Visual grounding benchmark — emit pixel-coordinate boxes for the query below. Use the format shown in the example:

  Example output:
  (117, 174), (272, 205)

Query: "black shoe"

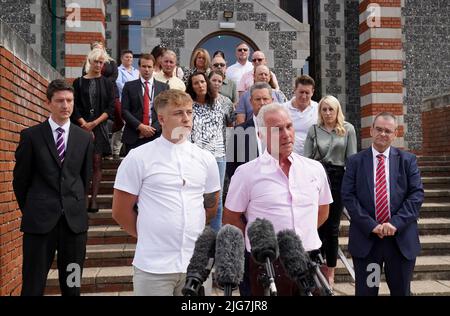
(87, 207), (99, 213)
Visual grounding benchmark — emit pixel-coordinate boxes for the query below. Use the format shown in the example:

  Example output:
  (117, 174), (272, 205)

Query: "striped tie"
(56, 127), (65, 163)
(375, 154), (390, 223)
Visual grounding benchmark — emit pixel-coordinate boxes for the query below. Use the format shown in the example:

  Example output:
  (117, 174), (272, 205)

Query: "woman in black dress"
(72, 48), (114, 212)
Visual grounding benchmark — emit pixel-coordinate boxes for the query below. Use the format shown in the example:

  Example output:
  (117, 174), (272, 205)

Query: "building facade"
(1, 0), (450, 151)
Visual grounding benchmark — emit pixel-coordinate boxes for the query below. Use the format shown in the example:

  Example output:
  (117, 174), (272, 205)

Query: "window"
(118, 0), (177, 58)
(197, 33), (257, 65)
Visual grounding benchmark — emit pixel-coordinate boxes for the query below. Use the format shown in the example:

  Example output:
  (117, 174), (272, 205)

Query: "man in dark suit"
(121, 53), (169, 154)
(341, 112), (424, 296)
(226, 82), (273, 179)
(13, 79), (93, 296)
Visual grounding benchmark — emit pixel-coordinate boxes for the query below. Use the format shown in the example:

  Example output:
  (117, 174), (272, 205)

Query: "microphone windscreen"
(277, 229), (310, 283)
(186, 226), (216, 281)
(247, 218), (279, 263)
(215, 224), (245, 287)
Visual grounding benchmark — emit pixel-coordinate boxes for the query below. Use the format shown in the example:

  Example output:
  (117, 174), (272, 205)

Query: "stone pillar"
(359, 0), (404, 149)
(64, 0), (106, 82)
(320, 0), (347, 110)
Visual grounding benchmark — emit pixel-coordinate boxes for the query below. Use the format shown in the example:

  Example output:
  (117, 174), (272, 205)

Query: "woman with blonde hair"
(183, 48), (212, 84)
(72, 48), (114, 213)
(304, 95), (357, 287)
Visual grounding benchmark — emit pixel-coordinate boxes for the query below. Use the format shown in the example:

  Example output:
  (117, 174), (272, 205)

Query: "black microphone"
(277, 229), (315, 296)
(247, 218), (279, 296)
(215, 224), (245, 296)
(277, 229), (334, 296)
(182, 226), (216, 296)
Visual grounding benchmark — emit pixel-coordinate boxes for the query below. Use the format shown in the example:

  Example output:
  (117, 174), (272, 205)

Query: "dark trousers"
(318, 165), (345, 267)
(21, 215), (87, 296)
(352, 237), (416, 296)
(124, 138), (152, 156)
(248, 252), (301, 296)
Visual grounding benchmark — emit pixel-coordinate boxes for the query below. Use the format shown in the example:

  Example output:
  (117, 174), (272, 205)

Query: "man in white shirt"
(237, 51), (279, 97)
(154, 50), (186, 91)
(225, 42), (253, 85)
(282, 75), (319, 156)
(112, 89), (221, 296)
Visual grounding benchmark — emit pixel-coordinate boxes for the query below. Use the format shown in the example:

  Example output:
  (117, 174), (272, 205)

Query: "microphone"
(247, 218), (279, 296)
(215, 224), (245, 296)
(277, 229), (333, 296)
(182, 226), (216, 296)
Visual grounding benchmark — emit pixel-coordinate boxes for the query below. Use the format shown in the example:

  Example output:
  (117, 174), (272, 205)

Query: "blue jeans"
(210, 157), (226, 232)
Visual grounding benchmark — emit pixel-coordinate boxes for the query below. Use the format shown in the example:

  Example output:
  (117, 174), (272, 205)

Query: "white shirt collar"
(48, 116), (70, 133)
(158, 134), (191, 149)
(140, 76), (154, 85)
(371, 145), (390, 159)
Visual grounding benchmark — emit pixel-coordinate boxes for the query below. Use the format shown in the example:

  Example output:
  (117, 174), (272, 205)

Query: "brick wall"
(421, 94), (450, 156)
(358, 0), (404, 149)
(0, 21), (60, 296)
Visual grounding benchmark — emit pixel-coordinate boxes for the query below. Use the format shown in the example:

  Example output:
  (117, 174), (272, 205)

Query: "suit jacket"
(121, 78), (169, 145)
(341, 147), (424, 260)
(13, 121), (94, 234)
(226, 118), (260, 179)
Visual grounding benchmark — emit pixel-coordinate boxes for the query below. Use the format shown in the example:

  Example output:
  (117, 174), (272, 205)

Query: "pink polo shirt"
(225, 151), (333, 252)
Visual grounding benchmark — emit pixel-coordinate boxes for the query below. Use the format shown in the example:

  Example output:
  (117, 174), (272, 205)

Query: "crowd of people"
(12, 41), (424, 297)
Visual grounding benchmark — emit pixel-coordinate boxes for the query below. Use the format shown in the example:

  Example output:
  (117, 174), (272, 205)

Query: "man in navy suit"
(121, 54), (169, 154)
(226, 82), (273, 179)
(13, 79), (93, 295)
(341, 112), (424, 296)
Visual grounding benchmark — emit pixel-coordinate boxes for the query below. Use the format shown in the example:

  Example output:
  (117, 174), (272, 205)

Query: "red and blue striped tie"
(375, 154), (390, 223)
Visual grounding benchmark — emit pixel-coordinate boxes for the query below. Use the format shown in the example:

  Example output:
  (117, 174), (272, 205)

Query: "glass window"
(120, 0), (151, 21)
(119, 24), (142, 55)
(155, 0), (178, 15)
(200, 35), (255, 65)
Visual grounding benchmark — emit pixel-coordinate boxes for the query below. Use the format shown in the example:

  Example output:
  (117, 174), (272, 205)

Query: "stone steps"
(422, 177), (450, 189)
(44, 256), (450, 295)
(419, 166), (450, 177)
(333, 280), (450, 296)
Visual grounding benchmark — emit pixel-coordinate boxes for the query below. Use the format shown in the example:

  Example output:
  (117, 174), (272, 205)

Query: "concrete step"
(101, 170), (117, 181)
(45, 256), (450, 295)
(425, 189), (450, 203)
(418, 156), (450, 164)
(333, 256), (450, 283)
(339, 235), (450, 256)
(340, 218), (450, 236)
(44, 266), (133, 295)
(77, 235), (450, 269)
(418, 203), (450, 218)
(87, 225), (136, 245)
(89, 209), (117, 226)
(99, 181), (115, 194)
(422, 177), (450, 189)
(334, 280), (450, 296)
(420, 166), (450, 177)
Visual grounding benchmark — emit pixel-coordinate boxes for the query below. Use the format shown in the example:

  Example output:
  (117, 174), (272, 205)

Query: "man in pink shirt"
(224, 103), (332, 296)
(237, 51), (279, 97)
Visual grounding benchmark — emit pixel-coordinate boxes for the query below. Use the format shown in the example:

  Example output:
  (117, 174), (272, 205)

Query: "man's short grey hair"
(373, 111), (398, 128)
(256, 103), (291, 130)
(249, 82), (272, 98)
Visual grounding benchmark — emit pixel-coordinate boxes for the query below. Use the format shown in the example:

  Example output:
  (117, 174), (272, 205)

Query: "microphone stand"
(309, 254), (334, 296)
(257, 258), (278, 296)
(223, 285), (233, 296)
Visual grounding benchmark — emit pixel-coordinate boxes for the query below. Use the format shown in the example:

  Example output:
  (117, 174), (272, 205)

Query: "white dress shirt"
(114, 136), (221, 274)
(48, 116), (70, 146)
(225, 61), (253, 85)
(140, 77), (155, 122)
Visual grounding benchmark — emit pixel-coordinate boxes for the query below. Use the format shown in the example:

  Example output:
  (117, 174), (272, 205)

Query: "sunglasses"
(252, 58), (264, 62)
(213, 63), (226, 67)
(237, 48), (248, 52)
